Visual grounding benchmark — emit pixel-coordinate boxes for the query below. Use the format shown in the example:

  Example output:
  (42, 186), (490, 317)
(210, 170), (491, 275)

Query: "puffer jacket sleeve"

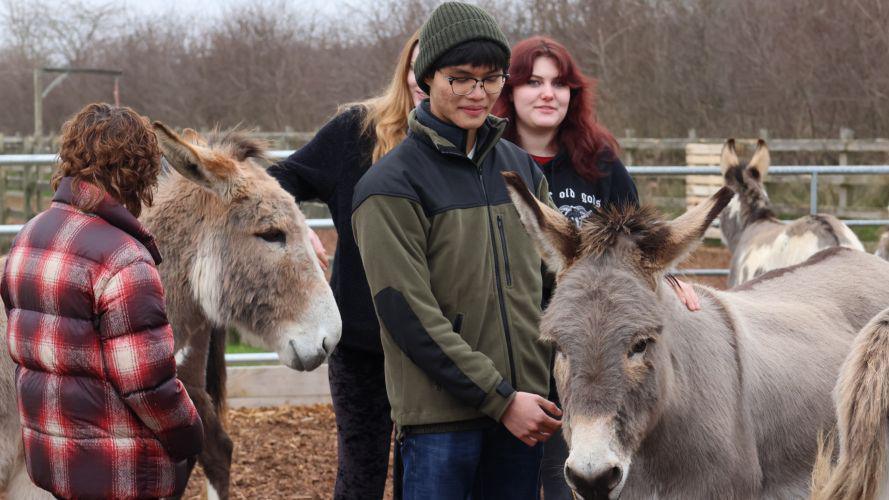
(96, 258), (203, 460)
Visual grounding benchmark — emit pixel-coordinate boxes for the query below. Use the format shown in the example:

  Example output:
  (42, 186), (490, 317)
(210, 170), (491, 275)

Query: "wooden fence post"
(0, 167), (7, 225)
(624, 128), (635, 166)
(839, 128), (854, 166)
(21, 136), (33, 220)
(0, 133), (5, 224)
(837, 128), (854, 213)
(23, 164), (33, 220)
(35, 164), (44, 212)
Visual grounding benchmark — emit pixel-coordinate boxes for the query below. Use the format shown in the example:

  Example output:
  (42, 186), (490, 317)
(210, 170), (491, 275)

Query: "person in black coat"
(267, 32), (426, 500)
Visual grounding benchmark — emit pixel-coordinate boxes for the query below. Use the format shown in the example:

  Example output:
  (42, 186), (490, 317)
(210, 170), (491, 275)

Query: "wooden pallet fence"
(685, 143), (724, 239)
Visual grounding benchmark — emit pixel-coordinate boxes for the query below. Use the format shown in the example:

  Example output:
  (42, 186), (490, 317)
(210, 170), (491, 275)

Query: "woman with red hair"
(493, 35), (637, 223)
(494, 36), (700, 498)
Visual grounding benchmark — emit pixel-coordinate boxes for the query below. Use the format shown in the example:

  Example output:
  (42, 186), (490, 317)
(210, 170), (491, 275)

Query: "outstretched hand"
(501, 391), (562, 447)
(308, 228), (329, 271)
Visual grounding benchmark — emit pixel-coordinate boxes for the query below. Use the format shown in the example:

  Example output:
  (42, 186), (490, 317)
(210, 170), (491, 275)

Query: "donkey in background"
(719, 138), (863, 286)
(0, 124), (342, 499)
(503, 172), (889, 499)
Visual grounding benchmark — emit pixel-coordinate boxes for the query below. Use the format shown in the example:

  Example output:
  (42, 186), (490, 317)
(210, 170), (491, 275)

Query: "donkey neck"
(719, 197), (744, 252)
(736, 181), (777, 229)
(637, 284), (761, 489)
(721, 183), (780, 255)
(655, 284), (745, 411)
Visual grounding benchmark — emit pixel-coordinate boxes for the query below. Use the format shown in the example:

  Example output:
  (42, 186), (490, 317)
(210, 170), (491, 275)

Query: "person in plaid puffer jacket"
(1, 103), (203, 499)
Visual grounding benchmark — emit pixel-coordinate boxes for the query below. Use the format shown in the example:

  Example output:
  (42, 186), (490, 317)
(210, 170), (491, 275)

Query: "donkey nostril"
(607, 466), (622, 490)
(589, 465), (622, 495)
(565, 465), (623, 500)
(565, 466), (582, 489)
(322, 337), (333, 355)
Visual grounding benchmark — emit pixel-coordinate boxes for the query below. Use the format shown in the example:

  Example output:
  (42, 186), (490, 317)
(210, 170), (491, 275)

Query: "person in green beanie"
(352, 2), (560, 498)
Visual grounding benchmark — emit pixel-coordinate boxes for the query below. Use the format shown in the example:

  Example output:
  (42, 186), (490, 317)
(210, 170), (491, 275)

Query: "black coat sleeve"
(267, 106), (365, 203)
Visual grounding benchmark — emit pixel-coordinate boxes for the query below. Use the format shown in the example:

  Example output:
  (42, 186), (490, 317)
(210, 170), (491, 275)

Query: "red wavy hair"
(51, 103), (161, 217)
(493, 36), (619, 182)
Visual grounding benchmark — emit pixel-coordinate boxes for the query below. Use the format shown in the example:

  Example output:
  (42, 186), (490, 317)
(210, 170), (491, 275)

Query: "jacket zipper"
(477, 167), (518, 387)
(496, 215), (513, 287)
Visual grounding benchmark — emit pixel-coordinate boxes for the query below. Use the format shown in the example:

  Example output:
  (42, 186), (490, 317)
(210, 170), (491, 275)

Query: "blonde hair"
(344, 31), (419, 163)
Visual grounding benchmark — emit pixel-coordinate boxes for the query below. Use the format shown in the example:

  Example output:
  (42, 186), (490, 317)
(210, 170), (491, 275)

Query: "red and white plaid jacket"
(2, 177), (203, 499)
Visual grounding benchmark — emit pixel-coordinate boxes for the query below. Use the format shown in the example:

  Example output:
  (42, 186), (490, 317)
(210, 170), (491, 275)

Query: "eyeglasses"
(443, 73), (509, 96)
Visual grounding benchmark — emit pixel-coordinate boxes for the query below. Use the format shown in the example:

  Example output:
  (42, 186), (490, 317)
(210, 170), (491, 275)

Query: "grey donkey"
(503, 171), (889, 499)
(719, 138), (863, 286)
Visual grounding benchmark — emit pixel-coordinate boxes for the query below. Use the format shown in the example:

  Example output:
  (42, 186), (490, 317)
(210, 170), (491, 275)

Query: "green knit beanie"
(414, 2), (511, 93)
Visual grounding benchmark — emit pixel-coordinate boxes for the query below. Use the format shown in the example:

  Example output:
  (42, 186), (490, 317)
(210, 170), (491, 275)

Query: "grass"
(224, 327), (267, 354)
(851, 225), (884, 244)
(225, 342), (267, 354)
(225, 340), (277, 367)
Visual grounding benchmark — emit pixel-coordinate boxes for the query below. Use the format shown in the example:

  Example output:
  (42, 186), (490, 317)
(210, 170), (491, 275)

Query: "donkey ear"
(153, 121), (240, 198)
(181, 127), (208, 146)
(720, 138), (739, 176)
(502, 171), (579, 274)
(153, 122), (209, 186)
(639, 186), (734, 272)
(747, 139), (770, 180)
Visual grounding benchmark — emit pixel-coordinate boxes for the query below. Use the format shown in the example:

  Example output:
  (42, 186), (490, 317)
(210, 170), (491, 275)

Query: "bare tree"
(0, 0), (887, 141)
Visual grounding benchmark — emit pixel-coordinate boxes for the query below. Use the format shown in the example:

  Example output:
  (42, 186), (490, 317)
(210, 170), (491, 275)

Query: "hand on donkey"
(308, 228), (330, 271)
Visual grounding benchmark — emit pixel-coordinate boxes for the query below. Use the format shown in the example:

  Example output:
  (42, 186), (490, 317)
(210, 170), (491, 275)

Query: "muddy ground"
(183, 404), (397, 500)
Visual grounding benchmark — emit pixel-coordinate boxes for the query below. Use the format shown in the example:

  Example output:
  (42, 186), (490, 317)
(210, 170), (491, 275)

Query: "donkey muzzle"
(287, 338), (328, 371)
(565, 464), (624, 500)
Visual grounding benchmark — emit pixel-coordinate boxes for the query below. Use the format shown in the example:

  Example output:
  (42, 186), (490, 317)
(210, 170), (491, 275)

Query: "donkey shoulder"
(787, 214), (864, 250)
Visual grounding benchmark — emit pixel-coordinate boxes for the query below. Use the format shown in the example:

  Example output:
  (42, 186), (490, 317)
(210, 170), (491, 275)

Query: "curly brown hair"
(51, 103), (161, 217)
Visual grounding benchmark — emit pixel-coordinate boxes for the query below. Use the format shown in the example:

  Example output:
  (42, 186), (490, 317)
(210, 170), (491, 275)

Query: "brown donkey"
(0, 125), (342, 499)
(719, 138), (863, 286)
(503, 172), (889, 499)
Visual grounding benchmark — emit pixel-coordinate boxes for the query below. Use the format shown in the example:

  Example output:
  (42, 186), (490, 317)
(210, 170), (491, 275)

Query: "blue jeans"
(401, 425), (543, 500)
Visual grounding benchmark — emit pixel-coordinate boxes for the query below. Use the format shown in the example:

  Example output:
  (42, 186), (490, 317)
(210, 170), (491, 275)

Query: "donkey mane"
(578, 204), (665, 257)
(204, 129), (269, 162)
(578, 186), (732, 274)
(808, 214), (842, 246)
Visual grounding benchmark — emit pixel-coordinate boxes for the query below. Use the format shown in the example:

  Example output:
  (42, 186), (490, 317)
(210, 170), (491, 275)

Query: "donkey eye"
(256, 229), (286, 244)
(629, 338), (651, 357)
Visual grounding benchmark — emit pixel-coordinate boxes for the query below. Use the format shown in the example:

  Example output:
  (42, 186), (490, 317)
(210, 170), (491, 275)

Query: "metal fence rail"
(3, 154), (889, 363)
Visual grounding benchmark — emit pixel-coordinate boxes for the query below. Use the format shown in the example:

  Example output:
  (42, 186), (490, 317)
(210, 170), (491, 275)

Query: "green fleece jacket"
(352, 101), (554, 433)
